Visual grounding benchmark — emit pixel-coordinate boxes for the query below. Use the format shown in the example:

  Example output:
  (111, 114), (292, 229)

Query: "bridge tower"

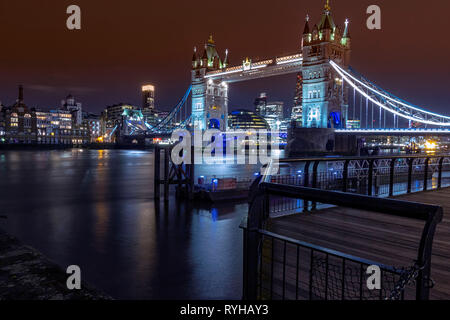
(301, 0), (351, 129)
(191, 36), (229, 131)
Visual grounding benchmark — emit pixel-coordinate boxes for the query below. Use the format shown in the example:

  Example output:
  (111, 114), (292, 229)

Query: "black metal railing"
(242, 157), (444, 300)
(265, 154), (450, 215)
(254, 229), (412, 300)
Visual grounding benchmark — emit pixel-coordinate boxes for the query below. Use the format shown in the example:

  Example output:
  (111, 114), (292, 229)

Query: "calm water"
(0, 149), (247, 299)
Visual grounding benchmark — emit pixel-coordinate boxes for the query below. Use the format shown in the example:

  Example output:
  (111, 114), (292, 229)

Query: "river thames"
(0, 149), (251, 299)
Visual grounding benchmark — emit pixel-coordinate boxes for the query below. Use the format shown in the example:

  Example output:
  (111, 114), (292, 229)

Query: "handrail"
(272, 153), (450, 164)
(243, 156), (445, 300)
(260, 183), (442, 222)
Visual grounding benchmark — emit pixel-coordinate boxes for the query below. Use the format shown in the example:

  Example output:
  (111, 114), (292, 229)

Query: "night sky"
(0, 0), (449, 116)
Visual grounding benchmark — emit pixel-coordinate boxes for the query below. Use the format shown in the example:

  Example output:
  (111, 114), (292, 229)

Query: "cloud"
(27, 84), (57, 92)
(26, 84), (100, 95)
(66, 86), (100, 94)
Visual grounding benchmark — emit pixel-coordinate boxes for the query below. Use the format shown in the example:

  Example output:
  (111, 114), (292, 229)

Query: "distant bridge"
(335, 128), (450, 137)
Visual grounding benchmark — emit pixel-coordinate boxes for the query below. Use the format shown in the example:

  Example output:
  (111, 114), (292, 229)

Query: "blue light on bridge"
(336, 128), (450, 134)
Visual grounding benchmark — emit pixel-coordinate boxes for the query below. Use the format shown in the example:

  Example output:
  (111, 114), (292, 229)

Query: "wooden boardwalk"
(266, 188), (450, 300)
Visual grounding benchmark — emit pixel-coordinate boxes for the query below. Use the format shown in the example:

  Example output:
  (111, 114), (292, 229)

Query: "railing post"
(389, 158), (396, 197)
(154, 145), (161, 199)
(311, 161), (320, 210)
(343, 160), (350, 192)
(189, 145), (195, 199)
(438, 157), (444, 189)
(423, 158), (430, 191)
(244, 177), (264, 300)
(304, 161), (311, 187)
(407, 158), (413, 194)
(368, 159), (375, 196)
(264, 193), (270, 221)
(303, 161), (311, 212)
(416, 207), (443, 300)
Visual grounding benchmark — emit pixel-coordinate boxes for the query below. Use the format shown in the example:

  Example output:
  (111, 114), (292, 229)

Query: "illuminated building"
(61, 94), (83, 125)
(50, 110), (72, 130)
(103, 103), (138, 142)
(36, 111), (52, 142)
(155, 110), (169, 119)
(104, 103), (136, 126)
(291, 73), (303, 125)
(191, 36), (229, 130)
(3, 85), (37, 143)
(142, 84), (155, 111)
(254, 93), (284, 130)
(301, 1), (351, 128)
(34, 109), (89, 145)
(47, 110), (78, 144)
(254, 93), (267, 116)
(144, 109), (170, 128)
(0, 86), (89, 145)
(291, 106), (303, 125)
(346, 119), (361, 129)
(120, 109), (147, 135)
(0, 102), (5, 137)
(70, 122), (90, 145)
(83, 113), (101, 142)
(228, 110), (270, 130)
(141, 84), (157, 122)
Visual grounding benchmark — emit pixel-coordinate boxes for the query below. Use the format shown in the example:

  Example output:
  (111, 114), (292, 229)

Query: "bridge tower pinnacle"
(191, 36), (229, 131)
(301, 2), (351, 129)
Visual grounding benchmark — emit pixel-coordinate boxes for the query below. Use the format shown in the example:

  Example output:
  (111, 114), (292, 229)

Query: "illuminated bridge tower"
(191, 36), (229, 131)
(301, 0), (351, 129)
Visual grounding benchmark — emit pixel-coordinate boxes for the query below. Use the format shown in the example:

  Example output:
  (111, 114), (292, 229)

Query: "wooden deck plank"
(265, 187), (450, 300)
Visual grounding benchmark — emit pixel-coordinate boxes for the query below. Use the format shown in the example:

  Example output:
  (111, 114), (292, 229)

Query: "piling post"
(154, 145), (161, 199)
(164, 147), (170, 201)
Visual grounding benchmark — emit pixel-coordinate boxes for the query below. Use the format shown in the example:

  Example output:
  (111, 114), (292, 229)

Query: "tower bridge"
(126, 0), (450, 150)
(189, 0), (350, 131)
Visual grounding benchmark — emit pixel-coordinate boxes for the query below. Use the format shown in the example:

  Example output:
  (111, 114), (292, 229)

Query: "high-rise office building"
(254, 92), (267, 116)
(142, 84), (155, 111)
(254, 93), (284, 130)
(254, 93), (283, 118)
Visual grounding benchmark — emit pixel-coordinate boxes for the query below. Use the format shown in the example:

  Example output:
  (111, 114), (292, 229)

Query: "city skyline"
(1, 0), (450, 305)
(1, 0), (450, 115)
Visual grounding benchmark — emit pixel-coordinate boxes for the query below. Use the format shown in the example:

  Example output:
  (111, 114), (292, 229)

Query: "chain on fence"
(310, 257), (426, 300)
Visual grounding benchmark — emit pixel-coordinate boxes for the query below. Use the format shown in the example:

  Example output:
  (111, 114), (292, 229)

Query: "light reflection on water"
(0, 149), (246, 299)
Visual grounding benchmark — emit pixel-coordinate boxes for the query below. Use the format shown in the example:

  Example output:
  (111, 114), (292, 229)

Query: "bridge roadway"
(204, 54), (303, 83)
(335, 128), (450, 137)
(265, 187), (450, 300)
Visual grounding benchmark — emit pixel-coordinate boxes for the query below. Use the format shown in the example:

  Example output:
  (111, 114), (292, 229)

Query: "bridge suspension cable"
(330, 60), (450, 127)
(149, 85), (192, 133)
